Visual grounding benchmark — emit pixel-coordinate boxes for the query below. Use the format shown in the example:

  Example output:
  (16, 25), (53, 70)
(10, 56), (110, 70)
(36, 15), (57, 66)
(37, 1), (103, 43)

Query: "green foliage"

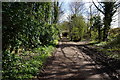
(3, 46), (55, 80)
(95, 41), (107, 46)
(106, 34), (120, 49)
(91, 15), (102, 41)
(58, 15), (87, 41)
(94, 35), (120, 59)
(91, 31), (98, 40)
(58, 21), (69, 32)
(2, 2), (59, 52)
(2, 2), (59, 79)
(108, 28), (120, 41)
(69, 15), (87, 41)
(93, 1), (118, 41)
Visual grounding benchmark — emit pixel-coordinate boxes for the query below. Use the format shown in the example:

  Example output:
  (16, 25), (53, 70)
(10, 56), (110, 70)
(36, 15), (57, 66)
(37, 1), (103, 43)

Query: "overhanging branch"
(92, 0), (104, 14)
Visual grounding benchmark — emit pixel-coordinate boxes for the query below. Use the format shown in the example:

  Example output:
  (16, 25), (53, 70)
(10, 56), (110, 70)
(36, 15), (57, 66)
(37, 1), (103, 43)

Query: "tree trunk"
(103, 14), (112, 41)
(98, 26), (101, 42)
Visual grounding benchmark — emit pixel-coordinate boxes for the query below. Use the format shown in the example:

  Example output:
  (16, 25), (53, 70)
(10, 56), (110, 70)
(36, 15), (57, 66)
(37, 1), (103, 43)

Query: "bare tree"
(85, 3), (99, 38)
(69, 2), (85, 16)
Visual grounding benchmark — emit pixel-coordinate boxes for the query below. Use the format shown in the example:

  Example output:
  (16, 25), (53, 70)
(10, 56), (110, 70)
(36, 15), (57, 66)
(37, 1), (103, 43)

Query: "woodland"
(2, 0), (120, 80)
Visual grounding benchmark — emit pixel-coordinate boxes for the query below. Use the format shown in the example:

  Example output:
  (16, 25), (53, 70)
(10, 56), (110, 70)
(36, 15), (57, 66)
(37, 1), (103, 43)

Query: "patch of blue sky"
(58, 0), (119, 28)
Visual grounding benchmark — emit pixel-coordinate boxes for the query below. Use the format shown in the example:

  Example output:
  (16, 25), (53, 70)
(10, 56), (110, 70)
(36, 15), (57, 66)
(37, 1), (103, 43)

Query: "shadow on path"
(32, 41), (120, 80)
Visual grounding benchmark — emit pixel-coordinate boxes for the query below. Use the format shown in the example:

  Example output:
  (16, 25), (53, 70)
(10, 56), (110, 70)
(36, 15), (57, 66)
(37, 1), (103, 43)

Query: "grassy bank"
(88, 35), (120, 59)
(3, 45), (56, 80)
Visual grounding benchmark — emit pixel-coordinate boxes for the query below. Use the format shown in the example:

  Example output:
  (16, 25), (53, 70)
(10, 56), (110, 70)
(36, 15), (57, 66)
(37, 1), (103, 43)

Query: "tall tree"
(52, 1), (64, 40)
(93, 0), (120, 41)
(69, 16), (87, 41)
(69, 2), (85, 16)
(68, 2), (85, 41)
(93, 15), (102, 42)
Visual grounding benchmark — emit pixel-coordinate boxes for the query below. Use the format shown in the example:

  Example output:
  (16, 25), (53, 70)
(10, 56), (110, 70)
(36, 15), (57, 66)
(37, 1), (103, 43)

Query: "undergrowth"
(88, 35), (120, 59)
(2, 45), (55, 80)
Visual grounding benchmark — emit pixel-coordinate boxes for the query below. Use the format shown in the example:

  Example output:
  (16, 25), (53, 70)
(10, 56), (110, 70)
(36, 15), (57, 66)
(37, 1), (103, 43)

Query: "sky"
(59, 0), (119, 28)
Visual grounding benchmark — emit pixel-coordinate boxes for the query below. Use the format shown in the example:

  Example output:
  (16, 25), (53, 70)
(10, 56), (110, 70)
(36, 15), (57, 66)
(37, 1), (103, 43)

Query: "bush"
(106, 34), (120, 49)
(91, 31), (98, 41)
(2, 46), (55, 80)
(108, 28), (120, 41)
(96, 35), (120, 59)
(2, 2), (59, 80)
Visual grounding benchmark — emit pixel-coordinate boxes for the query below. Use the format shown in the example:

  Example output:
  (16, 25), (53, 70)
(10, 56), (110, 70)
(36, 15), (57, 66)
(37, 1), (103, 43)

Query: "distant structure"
(60, 30), (69, 42)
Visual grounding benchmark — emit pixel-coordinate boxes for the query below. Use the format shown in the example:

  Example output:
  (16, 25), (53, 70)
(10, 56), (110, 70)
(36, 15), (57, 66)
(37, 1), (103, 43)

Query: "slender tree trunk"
(103, 26), (107, 41)
(98, 26), (101, 42)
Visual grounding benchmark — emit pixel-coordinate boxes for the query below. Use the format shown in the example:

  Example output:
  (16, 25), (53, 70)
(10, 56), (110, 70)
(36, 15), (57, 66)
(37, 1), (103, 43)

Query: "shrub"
(2, 46), (55, 80)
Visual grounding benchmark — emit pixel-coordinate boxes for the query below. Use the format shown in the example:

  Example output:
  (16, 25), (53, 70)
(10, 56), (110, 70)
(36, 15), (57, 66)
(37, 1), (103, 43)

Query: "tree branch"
(92, 0), (104, 14)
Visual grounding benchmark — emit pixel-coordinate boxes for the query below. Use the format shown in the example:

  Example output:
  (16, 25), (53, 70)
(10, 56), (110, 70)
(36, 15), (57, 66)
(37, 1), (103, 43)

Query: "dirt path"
(33, 41), (117, 80)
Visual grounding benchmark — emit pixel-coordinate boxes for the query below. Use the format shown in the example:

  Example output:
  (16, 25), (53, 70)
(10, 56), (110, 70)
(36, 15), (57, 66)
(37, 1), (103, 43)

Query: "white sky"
(59, 0), (119, 28)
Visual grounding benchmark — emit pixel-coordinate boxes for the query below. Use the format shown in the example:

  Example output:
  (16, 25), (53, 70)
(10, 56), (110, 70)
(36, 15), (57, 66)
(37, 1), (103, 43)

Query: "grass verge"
(3, 45), (55, 80)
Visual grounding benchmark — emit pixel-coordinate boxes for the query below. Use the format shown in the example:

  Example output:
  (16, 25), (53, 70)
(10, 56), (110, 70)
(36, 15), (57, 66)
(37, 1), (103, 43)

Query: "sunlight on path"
(35, 42), (111, 80)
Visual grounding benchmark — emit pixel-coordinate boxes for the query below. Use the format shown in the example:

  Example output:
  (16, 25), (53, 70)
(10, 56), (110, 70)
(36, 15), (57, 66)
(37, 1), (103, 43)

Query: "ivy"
(2, 2), (59, 79)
